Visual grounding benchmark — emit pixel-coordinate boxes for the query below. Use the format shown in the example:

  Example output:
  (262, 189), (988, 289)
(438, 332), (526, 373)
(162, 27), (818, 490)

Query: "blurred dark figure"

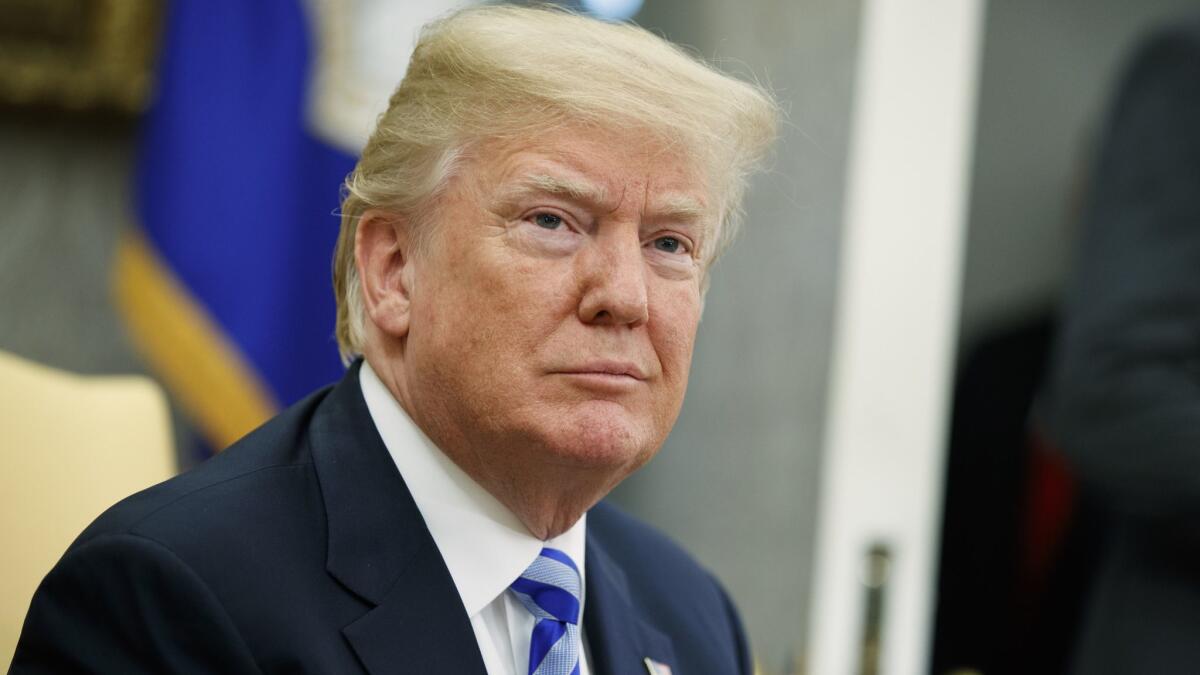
(1040, 14), (1200, 675)
(931, 311), (1105, 675)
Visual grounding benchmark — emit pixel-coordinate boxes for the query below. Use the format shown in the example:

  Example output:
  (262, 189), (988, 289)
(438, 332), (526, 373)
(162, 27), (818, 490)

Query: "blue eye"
(653, 236), (684, 253)
(533, 213), (563, 229)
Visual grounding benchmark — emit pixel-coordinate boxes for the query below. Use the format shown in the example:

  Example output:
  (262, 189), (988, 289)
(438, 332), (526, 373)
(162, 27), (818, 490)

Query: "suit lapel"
(340, 543), (489, 674)
(584, 531), (678, 675)
(309, 361), (488, 675)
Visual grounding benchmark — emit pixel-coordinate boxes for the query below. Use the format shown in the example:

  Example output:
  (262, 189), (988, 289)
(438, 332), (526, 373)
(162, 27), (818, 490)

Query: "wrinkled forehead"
(460, 122), (719, 222)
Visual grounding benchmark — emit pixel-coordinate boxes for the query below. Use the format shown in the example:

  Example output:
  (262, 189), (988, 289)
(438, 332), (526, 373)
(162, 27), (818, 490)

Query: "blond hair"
(333, 4), (779, 361)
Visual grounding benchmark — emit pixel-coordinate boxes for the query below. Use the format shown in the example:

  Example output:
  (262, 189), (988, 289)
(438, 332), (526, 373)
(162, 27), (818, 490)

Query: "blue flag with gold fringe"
(116, 0), (357, 454)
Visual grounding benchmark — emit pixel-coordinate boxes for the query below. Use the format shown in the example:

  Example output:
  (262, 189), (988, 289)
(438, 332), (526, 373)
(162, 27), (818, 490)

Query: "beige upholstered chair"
(0, 351), (175, 668)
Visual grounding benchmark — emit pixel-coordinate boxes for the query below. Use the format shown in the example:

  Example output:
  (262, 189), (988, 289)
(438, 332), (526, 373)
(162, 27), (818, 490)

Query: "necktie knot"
(510, 547), (583, 675)
(510, 547), (581, 624)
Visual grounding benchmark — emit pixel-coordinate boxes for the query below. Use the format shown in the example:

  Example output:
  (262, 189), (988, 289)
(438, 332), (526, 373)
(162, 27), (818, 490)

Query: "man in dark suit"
(1040, 14), (1200, 675)
(12, 5), (778, 674)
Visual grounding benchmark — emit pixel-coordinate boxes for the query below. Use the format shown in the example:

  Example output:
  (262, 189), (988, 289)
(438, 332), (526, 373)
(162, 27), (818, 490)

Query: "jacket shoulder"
(74, 385), (333, 549)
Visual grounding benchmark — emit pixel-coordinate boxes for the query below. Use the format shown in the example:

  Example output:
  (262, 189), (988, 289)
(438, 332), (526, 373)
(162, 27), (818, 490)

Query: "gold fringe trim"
(113, 229), (278, 450)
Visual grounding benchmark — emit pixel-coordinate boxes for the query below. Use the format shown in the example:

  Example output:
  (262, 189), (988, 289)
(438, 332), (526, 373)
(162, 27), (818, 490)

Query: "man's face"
(399, 124), (710, 485)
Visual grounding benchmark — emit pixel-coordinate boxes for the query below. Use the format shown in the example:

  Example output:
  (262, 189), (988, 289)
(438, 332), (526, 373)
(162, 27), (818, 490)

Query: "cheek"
(650, 287), (702, 383)
(421, 240), (579, 356)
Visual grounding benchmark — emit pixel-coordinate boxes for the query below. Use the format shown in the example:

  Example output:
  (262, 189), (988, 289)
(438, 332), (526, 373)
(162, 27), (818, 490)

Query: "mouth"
(551, 360), (648, 382)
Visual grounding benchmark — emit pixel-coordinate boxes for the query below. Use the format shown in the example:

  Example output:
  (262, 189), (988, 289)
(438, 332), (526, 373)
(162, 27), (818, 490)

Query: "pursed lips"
(551, 360), (649, 381)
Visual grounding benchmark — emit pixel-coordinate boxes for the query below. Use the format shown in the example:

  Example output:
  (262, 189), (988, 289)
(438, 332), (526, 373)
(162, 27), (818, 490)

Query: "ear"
(355, 209), (416, 340)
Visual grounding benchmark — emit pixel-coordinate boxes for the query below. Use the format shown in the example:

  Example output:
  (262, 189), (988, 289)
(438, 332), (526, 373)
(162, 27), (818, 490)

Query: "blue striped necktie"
(510, 547), (582, 675)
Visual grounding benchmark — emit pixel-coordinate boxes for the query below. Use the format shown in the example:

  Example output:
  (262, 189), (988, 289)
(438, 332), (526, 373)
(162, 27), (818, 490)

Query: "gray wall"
(0, 118), (141, 376)
(610, 1), (861, 670)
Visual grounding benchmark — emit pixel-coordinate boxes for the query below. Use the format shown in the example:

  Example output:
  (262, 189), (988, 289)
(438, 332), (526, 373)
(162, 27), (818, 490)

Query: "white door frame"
(806, 1), (985, 673)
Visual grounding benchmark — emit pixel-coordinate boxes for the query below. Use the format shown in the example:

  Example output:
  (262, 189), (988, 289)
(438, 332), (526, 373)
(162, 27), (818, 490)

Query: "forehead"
(467, 125), (713, 217)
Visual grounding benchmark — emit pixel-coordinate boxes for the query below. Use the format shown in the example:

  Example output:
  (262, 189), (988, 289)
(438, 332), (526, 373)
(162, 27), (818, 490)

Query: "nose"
(577, 229), (650, 327)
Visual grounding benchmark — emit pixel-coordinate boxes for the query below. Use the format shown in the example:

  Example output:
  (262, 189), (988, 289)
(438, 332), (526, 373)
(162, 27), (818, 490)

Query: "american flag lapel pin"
(644, 657), (673, 675)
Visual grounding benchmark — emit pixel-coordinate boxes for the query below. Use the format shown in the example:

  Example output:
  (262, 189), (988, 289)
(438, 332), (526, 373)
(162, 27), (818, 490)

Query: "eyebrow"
(649, 192), (708, 224)
(499, 174), (611, 208)
(498, 173), (710, 226)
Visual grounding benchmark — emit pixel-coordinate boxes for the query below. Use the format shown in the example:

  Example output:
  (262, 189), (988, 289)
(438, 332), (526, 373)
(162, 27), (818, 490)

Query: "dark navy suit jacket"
(11, 361), (751, 674)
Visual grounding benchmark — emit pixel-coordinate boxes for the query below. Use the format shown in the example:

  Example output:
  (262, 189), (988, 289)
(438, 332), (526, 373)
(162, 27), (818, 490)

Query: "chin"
(531, 400), (659, 471)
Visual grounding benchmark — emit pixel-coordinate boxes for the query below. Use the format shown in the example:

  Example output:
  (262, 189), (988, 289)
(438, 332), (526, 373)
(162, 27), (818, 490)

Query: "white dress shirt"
(359, 362), (592, 675)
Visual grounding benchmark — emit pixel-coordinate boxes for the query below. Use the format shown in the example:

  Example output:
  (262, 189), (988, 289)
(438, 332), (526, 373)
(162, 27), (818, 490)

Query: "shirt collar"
(359, 361), (587, 617)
